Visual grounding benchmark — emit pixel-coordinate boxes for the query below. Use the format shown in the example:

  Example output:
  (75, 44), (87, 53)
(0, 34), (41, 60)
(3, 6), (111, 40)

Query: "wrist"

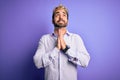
(61, 45), (70, 53)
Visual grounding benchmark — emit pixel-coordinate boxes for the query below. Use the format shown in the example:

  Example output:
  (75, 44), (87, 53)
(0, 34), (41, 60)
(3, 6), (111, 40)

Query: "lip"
(58, 21), (64, 25)
(58, 20), (65, 23)
(59, 20), (64, 23)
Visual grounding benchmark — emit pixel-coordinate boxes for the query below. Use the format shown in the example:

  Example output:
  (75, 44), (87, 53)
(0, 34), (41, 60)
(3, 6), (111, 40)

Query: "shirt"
(33, 31), (90, 80)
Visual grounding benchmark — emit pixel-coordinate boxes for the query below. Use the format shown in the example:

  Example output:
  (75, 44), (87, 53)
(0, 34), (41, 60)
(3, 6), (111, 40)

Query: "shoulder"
(69, 32), (84, 42)
(41, 34), (51, 38)
(39, 34), (52, 41)
(69, 33), (85, 45)
(70, 33), (82, 39)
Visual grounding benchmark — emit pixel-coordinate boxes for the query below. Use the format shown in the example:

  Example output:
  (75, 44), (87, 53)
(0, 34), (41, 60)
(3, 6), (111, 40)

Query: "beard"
(53, 19), (68, 28)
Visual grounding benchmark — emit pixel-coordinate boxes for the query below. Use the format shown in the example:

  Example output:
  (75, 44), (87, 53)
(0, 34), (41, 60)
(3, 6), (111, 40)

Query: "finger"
(57, 38), (61, 49)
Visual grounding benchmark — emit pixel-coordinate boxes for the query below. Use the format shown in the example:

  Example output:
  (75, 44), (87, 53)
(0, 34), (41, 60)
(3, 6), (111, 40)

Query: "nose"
(59, 15), (63, 20)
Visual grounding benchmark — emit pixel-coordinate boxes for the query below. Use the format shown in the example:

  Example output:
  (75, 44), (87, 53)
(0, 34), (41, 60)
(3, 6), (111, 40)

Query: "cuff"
(65, 49), (76, 58)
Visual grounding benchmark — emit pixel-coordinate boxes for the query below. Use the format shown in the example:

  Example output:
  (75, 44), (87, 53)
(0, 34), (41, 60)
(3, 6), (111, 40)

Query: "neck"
(54, 27), (67, 36)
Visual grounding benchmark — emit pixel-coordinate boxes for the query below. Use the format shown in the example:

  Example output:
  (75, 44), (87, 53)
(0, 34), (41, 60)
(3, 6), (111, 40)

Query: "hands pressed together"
(56, 29), (66, 50)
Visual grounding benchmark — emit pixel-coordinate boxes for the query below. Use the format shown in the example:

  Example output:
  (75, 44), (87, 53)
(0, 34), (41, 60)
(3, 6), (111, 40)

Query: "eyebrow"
(55, 11), (67, 15)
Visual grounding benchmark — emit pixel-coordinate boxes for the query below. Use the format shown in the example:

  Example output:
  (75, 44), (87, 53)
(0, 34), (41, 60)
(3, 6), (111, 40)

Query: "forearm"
(33, 47), (59, 69)
(66, 49), (90, 67)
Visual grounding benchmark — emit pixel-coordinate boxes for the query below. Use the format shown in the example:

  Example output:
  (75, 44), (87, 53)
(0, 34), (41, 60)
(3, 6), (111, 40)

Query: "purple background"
(0, 0), (120, 80)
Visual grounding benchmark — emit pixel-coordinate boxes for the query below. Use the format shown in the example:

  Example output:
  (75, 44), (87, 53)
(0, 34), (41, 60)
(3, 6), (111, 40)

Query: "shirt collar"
(51, 30), (71, 37)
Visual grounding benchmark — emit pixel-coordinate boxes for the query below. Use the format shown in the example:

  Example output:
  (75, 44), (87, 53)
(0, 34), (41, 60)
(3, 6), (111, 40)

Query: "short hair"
(52, 4), (69, 20)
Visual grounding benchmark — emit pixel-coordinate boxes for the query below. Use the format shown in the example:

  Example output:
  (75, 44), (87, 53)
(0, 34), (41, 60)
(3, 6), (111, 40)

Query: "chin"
(55, 25), (66, 28)
(53, 22), (68, 28)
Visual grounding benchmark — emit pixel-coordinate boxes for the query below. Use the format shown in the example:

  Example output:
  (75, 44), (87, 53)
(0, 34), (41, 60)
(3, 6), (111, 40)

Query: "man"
(33, 4), (90, 80)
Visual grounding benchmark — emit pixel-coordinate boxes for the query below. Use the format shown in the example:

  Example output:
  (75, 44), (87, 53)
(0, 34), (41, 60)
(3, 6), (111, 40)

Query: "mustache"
(57, 19), (65, 23)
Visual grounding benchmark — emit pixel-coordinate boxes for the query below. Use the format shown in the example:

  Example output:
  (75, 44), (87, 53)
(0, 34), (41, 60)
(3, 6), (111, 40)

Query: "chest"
(44, 36), (76, 52)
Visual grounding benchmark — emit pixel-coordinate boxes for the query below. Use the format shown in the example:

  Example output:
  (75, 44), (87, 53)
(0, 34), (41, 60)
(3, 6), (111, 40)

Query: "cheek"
(64, 18), (68, 22)
(54, 17), (59, 22)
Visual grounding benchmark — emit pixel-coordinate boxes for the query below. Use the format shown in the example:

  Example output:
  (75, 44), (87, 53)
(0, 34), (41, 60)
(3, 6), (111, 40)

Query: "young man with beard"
(33, 4), (90, 80)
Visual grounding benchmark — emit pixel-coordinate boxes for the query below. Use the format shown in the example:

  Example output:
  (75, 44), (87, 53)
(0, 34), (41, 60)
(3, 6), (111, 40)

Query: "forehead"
(54, 9), (67, 14)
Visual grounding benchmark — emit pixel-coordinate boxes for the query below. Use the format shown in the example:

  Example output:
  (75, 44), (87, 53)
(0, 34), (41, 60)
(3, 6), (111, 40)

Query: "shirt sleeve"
(66, 34), (90, 67)
(33, 36), (59, 69)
